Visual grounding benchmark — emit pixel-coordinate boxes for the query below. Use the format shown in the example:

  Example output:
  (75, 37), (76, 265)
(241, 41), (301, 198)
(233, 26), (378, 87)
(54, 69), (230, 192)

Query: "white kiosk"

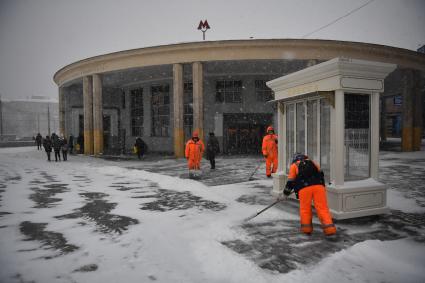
(267, 58), (396, 219)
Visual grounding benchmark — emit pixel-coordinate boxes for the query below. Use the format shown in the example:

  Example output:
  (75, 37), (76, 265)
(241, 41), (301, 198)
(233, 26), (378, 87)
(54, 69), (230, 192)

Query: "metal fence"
(345, 128), (370, 180)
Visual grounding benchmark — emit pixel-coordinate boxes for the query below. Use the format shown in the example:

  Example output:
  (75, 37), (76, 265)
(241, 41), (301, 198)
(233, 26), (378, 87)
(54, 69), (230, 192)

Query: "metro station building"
(54, 39), (425, 157)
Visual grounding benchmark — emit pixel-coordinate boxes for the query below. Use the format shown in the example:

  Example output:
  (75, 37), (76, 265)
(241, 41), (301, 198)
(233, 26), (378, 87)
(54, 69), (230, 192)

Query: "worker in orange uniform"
(262, 126), (278, 177)
(283, 153), (336, 236)
(185, 131), (205, 178)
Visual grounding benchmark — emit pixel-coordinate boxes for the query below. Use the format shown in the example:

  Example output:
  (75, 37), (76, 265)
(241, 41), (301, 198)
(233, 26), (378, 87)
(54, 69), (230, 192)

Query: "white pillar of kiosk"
(267, 58), (396, 220)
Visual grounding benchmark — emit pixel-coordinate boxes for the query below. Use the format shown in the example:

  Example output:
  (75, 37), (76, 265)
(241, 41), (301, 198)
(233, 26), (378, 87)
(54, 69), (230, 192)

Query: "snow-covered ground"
(0, 147), (424, 283)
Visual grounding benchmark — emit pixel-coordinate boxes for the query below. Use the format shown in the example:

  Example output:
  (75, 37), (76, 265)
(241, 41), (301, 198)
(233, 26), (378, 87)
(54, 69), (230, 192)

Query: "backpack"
(298, 159), (316, 179)
(62, 143), (68, 151)
(294, 159), (324, 191)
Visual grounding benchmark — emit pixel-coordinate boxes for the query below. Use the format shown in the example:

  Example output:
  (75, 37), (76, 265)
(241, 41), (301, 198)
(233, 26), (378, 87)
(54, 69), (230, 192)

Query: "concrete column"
(59, 87), (66, 138)
(278, 102), (285, 173)
(401, 69), (414, 151)
(412, 70), (423, 151)
(332, 90), (345, 186)
(370, 92), (380, 179)
(272, 101), (287, 196)
(83, 76), (94, 155)
(173, 64), (185, 158)
(192, 62), (204, 141)
(379, 95), (387, 142)
(93, 74), (103, 155)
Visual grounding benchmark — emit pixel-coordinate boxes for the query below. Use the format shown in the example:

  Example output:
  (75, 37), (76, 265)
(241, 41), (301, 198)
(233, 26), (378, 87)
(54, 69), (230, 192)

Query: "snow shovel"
(248, 161), (262, 181)
(243, 198), (285, 222)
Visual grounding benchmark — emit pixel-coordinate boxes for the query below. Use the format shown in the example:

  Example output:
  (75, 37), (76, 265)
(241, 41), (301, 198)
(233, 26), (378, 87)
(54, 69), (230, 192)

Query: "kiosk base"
(327, 178), (389, 220)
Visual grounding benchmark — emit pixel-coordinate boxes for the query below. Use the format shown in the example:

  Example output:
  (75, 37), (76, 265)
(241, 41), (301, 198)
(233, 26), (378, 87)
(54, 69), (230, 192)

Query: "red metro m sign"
(197, 20), (210, 40)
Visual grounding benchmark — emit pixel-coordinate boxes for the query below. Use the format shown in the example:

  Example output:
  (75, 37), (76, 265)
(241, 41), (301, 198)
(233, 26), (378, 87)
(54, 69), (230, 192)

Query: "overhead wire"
(301, 0), (375, 39)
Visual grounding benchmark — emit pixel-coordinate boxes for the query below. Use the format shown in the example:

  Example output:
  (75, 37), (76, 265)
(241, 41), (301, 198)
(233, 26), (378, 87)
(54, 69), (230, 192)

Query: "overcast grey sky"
(0, 0), (424, 100)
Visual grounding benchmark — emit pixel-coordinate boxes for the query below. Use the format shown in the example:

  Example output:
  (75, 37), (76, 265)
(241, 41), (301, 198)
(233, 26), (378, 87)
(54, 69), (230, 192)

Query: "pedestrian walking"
(283, 153), (336, 236)
(185, 131), (204, 178)
(262, 126), (278, 177)
(51, 132), (57, 141)
(77, 133), (84, 154)
(69, 134), (74, 154)
(52, 135), (62, 162)
(206, 132), (220, 169)
(42, 135), (52, 161)
(62, 137), (69, 161)
(35, 133), (42, 150)
(134, 137), (145, 160)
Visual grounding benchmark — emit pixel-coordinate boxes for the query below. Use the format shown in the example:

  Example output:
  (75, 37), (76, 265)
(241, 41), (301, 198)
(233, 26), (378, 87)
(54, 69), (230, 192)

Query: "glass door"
(344, 93), (370, 180)
(285, 97), (331, 179)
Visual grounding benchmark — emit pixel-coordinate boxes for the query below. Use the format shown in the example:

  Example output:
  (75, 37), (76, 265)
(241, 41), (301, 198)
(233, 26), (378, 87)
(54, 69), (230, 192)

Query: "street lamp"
(197, 20), (210, 41)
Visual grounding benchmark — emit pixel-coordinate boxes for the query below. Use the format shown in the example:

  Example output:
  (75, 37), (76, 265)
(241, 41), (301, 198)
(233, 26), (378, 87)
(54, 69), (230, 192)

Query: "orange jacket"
(185, 139), (205, 162)
(262, 134), (278, 158)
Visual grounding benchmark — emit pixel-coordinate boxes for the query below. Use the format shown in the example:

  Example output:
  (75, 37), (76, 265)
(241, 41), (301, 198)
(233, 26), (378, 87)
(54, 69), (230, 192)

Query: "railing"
(345, 128), (370, 180)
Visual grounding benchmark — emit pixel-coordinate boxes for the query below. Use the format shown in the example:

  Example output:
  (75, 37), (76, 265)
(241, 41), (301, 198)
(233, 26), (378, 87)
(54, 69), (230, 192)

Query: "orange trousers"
(188, 159), (201, 170)
(298, 185), (336, 235)
(265, 156), (278, 176)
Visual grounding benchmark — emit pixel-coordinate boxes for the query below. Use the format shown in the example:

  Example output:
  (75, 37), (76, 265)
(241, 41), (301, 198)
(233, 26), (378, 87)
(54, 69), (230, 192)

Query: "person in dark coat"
(68, 134), (74, 154)
(134, 137), (145, 160)
(77, 134), (84, 154)
(42, 136), (52, 161)
(35, 133), (42, 150)
(52, 135), (62, 162)
(62, 137), (69, 161)
(206, 132), (220, 169)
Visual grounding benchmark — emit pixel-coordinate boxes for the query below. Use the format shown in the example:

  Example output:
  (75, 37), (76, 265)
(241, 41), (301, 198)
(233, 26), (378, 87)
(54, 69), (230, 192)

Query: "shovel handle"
(243, 198), (282, 222)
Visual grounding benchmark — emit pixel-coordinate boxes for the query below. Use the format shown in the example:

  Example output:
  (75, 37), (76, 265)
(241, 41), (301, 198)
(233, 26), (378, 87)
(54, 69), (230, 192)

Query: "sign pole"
(197, 20), (211, 41)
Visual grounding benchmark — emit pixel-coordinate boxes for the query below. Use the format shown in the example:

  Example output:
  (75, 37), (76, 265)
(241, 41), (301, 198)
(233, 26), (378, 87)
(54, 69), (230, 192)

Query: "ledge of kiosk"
(272, 171), (287, 197)
(326, 178), (389, 220)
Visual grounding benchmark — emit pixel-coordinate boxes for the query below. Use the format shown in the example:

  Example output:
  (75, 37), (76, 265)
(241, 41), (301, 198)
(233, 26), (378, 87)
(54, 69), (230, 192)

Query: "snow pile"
(290, 239), (425, 283)
(0, 147), (424, 283)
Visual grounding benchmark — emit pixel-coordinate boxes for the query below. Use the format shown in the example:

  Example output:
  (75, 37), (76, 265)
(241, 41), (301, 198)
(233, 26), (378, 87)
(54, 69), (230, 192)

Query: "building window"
(286, 97), (331, 181)
(122, 90), (126, 109)
(215, 80), (242, 103)
(184, 82), (193, 139)
(130, 88), (143, 136)
(151, 84), (170, 137)
(255, 80), (273, 102)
